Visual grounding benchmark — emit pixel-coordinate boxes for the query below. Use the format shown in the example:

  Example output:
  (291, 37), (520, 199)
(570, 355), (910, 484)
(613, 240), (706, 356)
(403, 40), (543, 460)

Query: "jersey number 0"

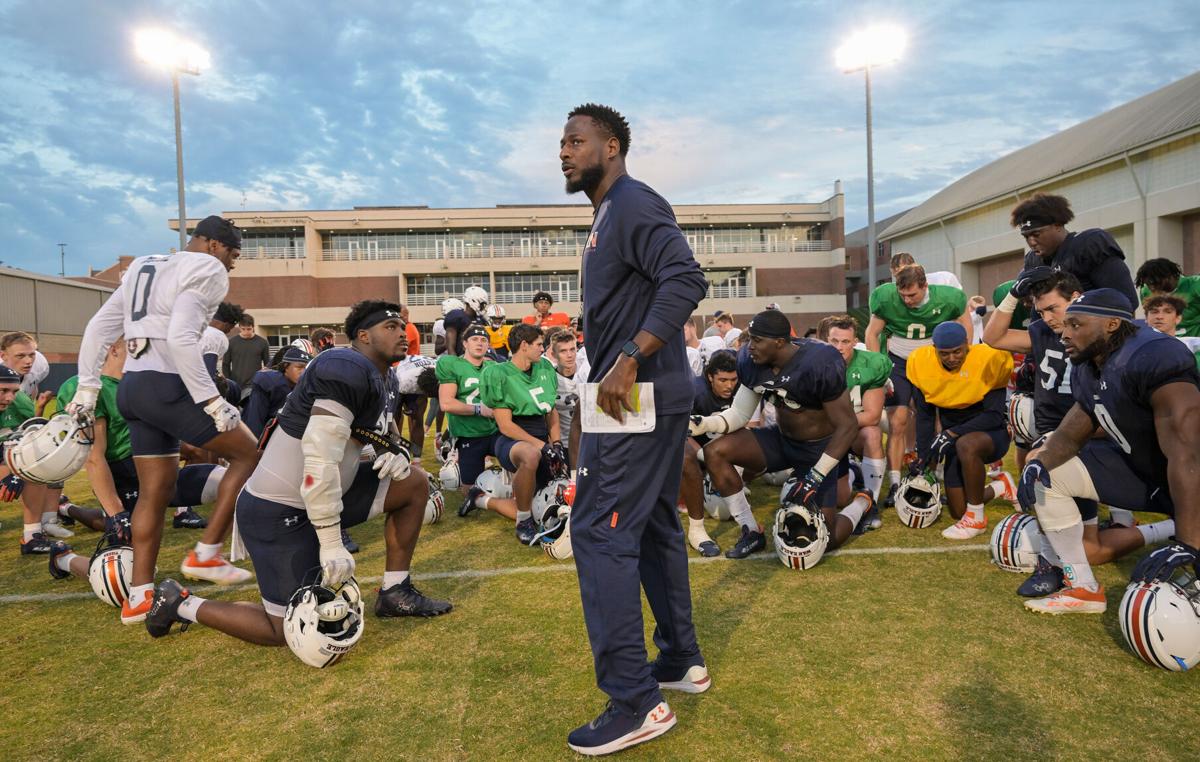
(130, 264), (157, 322)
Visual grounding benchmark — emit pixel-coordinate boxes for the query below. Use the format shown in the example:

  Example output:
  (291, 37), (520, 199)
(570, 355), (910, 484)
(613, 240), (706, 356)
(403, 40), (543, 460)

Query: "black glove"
(0, 473), (25, 502)
(1017, 459), (1050, 513)
(928, 431), (956, 464)
(542, 442), (568, 479)
(1130, 539), (1200, 583)
(1010, 266), (1056, 299)
(783, 467), (825, 510)
(105, 511), (132, 544)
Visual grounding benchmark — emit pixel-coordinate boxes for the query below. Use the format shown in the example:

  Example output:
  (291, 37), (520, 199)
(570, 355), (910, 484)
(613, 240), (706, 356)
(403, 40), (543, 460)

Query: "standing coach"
(559, 103), (709, 756)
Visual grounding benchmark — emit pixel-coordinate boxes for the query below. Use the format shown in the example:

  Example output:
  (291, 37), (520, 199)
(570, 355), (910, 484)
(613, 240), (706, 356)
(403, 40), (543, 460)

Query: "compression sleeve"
(300, 410), (352, 547)
(711, 385), (762, 433)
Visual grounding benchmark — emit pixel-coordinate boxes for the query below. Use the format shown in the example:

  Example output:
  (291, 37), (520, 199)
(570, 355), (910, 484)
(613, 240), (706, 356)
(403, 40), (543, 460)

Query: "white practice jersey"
(19, 351), (49, 397)
(77, 251), (228, 403)
(686, 346), (703, 376)
(201, 326), (230, 365)
(697, 336), (727, 368)
(393, 354), (436, 394)
(554, 367), (580, 436)
(926, 270), (963, 290)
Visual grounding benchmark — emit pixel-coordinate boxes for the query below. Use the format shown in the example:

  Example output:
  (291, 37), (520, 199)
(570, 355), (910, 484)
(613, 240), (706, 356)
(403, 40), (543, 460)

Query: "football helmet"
(425, 474), (444, 525)
(772, 504), (829, 570)
(485, 304), (506, 327)
(894, 472), (942, 529)
(761, 469), (791, 487)
(1007, 392), (1037, 447)
(990, 513), (1041, 572)
(5, 414), (92, 485)
(462, 286), (490, 313)
(475, 466), (513, 499)
(283, 578), (365, 669)
(1120, 572), (1200, 671)
(543, 510), (573, 560)
(441, 297), (465, 316)
(702, 473), (733, 521)
(88, 542), (133, 608)
(438, 460), (461, 492)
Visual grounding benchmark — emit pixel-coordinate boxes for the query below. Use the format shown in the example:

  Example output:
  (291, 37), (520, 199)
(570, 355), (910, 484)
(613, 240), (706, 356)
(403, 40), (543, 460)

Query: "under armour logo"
(780, 376), (791, 383)
(283, 516), (300, 527)
(1100, 381), (1107, 390)
(579, 467), (589, 477)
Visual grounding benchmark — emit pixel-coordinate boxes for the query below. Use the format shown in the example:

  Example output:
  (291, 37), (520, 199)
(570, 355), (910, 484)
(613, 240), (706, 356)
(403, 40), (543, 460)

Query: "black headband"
(356, 310), (403, 334)
(747, 310), (791, 339)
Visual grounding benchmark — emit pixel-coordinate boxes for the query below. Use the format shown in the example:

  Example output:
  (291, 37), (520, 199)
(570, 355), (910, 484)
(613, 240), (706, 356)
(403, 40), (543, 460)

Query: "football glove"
(1130, 539), (1200, 583)
(66, 385), (100, 427)
(203, 397), (242, 433)
(372, 445), (412, 481)
(928, 431), (956, 464)
(0, 473), (24, 502)
(1017, 459), (1051, 513)
(319, 544), (356, 589)
(542, 442), (568, 479)
(688, 414), (722, 437)
(105, 510), (132, 544)
(1010, 266), (1056, 299)
(783, 467), (825, 510)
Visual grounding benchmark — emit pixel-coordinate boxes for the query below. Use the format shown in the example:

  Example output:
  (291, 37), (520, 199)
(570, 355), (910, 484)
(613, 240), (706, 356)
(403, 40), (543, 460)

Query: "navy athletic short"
(942, 428), (1010, 489)
(117, 370), (219, 456)
(236, 461), (387, 617)
(108, 457), (220, 512)
(494, 414), (553, 489)
(886, 352), (914, 407)
(750, 426), (840, 509)
(455, 432), (498, 485)
(1079, 439), (1174, 517)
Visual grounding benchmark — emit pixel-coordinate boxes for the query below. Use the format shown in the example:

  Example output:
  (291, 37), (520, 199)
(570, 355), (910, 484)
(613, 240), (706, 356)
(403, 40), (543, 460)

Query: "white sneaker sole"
(568, 703), (676, 756)
(942, 525), (987, 540)
(181, 564), (253, 585)
(658, 665), (712, 694)
(1023, 600), (1106, 615)
(42, 524), (74, 539)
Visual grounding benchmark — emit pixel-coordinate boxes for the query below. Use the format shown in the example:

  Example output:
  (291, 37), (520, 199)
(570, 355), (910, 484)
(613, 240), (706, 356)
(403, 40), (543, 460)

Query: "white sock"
(965, 503), (985, 524)
(382, 570), (410, 588)
(1044, 522), (1097, 590)
(41, 511), (59, 526)
(516, 510), (531, 523)
(889, 470), (901, 487)
(863, 458), (885, 500)
(1037, 530), (1062, 567)
(687, 517), (712, 549)
(839, 495), (869, 527)
(194, 541), (222, 562)
(475, 492), (491, 511)
(55, 552), (79, 572)
(1137, 520), (1175, 546)
(58, 503), (73, 518)
(23, 522), (40, 541)
(725, 489), (756, 531)
(177, 595), (204, 623)
(175, 506), (188, 516)
(987, 481), (1007, 500)
(129, 583), (154, 604)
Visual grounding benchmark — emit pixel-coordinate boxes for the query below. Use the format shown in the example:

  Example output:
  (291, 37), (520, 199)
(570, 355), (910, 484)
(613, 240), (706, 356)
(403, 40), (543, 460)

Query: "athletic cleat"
(1024, 584), (1107, 615)
(20, 532), (53, 555)
(848, 461), (865, 492)
(696, 540), (720, 558)
(375, 577), (453, 617)
(48, 540), (73, 580)
(884, 482), (898, 509)
(41, 519), (74, 539)
(459, 485), (485, 517)
(651, 660), (711, 694)
(180, 551), (253, 585)
(1017, 556), (1065, 597)
(57, 495), (77, 525)
(725, 525), (766, 559)
(852, 490), (878, 535)
(993, 471), (1018, 503)
(942, 517), (987, 540)
(987, 460), (1004, 479)
(567, 700), (676, 756)
(172, 507), (208, 529)
(145, 579), (191, 638)
(341, 529), (360, 554)
(515, 517), (538, 545)
(121, 589), (153, 624)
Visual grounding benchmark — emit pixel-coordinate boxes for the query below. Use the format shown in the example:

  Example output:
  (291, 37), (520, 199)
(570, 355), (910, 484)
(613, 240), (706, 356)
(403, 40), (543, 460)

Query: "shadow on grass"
(942, 673), (1057, 760)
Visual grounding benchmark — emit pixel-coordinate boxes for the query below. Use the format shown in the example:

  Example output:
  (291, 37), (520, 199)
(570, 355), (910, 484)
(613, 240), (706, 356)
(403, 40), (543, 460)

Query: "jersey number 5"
(528, 386), (552, 413)
(1093, 403), (1132, 454)
(130, 264), (157, 322)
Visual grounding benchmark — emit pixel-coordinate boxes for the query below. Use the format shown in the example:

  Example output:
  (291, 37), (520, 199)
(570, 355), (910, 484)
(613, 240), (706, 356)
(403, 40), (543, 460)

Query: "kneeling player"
(690, 311), (867, 560)
(242, 345), (311, 438)
(143, 301), (452, 642)
(678, 350), (738, 556)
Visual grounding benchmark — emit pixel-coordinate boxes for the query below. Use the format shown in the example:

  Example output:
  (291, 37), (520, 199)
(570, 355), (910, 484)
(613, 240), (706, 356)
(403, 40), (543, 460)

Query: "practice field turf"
(1, 453), (1196, 761)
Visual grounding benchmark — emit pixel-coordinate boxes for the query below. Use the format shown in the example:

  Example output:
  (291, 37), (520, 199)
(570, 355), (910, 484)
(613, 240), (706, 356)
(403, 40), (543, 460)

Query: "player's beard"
(566, 164), (604, 195)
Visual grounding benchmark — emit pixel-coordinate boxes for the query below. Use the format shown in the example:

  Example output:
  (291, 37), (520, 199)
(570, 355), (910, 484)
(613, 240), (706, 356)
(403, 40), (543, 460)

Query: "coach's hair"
(1010, 193), (1074, 228)
(568, 103), (631, 156)
(894, 264), (927, 289)
(1143, 294), (1187, 316)
(507, 322), (543, 353)
(344, 299), (403, 340)
(890, 252), (915, 271)
(1135, 257), (1183, 291)
(1028, 270), (1083, 302)
(704, 349), (737, 378)
(214, 301), (245, 326)
(816, 314), (859, 341)
(0, 331), (35, 351)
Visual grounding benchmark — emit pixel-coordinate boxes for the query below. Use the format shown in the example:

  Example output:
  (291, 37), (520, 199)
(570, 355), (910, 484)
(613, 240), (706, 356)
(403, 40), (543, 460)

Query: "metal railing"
(320, 238), (831, 261)
(707, 284), (750, 299)
(239, 245), (305, 260)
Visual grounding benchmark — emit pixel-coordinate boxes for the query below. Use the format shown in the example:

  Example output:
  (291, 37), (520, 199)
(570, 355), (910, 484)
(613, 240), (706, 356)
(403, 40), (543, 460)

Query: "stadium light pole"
(134, 28), (210, 252)
(836, 25), (906, 294)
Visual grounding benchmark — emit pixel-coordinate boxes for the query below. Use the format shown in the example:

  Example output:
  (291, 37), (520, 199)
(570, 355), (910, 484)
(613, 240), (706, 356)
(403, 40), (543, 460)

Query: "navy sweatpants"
(571, 413), (703, 716)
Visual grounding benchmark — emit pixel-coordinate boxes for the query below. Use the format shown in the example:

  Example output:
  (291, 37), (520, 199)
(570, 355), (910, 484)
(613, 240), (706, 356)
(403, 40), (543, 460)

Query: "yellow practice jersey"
(485, 323), (512, 352)
(906, 343), (1012, 409)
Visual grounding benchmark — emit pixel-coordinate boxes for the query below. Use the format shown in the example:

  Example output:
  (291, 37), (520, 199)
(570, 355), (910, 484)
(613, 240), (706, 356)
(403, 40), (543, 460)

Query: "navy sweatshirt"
(1022, 229), (1137, 310)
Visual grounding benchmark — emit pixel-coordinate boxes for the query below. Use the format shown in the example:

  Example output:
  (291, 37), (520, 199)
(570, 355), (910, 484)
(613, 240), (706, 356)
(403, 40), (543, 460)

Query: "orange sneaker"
(180, 550), (252, 585)
(942, 516), (987, 540)
(993, 471), (1018, 502)
(1024, 584), (1107, 615)
(121, 588), (153, 625)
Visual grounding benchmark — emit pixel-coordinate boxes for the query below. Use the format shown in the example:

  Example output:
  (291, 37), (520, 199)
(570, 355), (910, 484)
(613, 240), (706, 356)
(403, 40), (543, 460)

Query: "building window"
(324, 229), (591, 261)
(405, 275), (488, 306)
(241, 230), (306, 259)
(494, 272), (579, 305)
(702, 269), (749, 299)
(680, 226), (829, 255)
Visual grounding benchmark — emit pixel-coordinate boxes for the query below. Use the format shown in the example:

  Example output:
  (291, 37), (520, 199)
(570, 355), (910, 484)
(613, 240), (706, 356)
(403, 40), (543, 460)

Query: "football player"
(392, 351), (438, 456)
(443, 286), (489, 357)
(72, 215), (260, 623)
(1135, 258), (1200, 337)
(142, 300), (452, 642)
(484, 304), (512, 360)
(243, 345), (312, 438)
(865, 264), (971, 506)
(1018, 290), (1200, 614)
(479, 324), (564, 544)
(907, 322), (1018, 539)
(678, 350), (738, 556)
(889, 251), (962, 290)
(546, 327), (582, 457)
(0, 364), (63, 553)
(1143, 294), (1200, 369)
(691, 310), (867, 559)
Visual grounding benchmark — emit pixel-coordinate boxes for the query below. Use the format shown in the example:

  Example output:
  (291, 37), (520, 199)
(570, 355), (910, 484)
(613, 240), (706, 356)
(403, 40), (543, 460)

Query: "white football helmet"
(462, 286), (490, 313)
(702, 473), (733, 521)
(1120, 573), (1200, 671)
(438, 460), (461, 492)
(1007, 392), (1037, 447)
(88, 543), (133, 608)
(531, 479), (571, 545)
(894, 473), (942, 529)
(761, 469), (791, 486)
(543, 509), (573, 560)
(283, 578), (365, 669)
(990, 513), (1041, 572)
(441, 297), (466, 316)
(5, 414), (92, 484)
(485, 304), (506, 326)
(475, 466), (513, 499)
(772, 504), (829, 570)
(425, 474), (444, 525)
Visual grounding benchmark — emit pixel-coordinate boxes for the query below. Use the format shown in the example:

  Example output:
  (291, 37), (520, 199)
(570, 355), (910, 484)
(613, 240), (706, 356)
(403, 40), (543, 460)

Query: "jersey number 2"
(130, 264), (157, 322)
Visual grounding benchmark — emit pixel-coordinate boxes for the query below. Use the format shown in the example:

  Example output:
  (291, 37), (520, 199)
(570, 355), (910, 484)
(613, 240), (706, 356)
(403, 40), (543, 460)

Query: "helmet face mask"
(1007, 392), (1037, 447)
(485, 304), (506, 326)
(283, 578), (365, 668)
(5, 414), (92, 484)
(772, 504), (829, 570)
(474, 467), (513, 500)
(425, 474), (444, 525)
(1120, 572), (1200, 671)
(438, 460), (461, 491)
(895, 473), (942, 529)
(531, 479), (570, 542)
(462, 286), (490, 313)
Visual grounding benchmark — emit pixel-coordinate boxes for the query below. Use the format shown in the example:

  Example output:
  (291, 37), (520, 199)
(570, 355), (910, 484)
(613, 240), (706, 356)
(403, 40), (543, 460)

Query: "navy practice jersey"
(1028, 319), (1074, 433)
(275, 348), (397, 440)
(692, 373), (732, 417)
(1071, 325), (1200, 489)
(242, 369), (294, 438)
(1023, 229), (1137, 310)
(735, 340), (846, 413)
(581, 174), (708, 415)
(443, 309), (483, 357)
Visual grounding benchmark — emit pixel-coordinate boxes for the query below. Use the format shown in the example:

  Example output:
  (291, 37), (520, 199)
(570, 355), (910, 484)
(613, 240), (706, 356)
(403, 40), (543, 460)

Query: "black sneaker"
(145, 579), (192, 638)
(884, 482), (899, 509)
(516, 517), (538, 545)
(697, 540), (721, 558)
(848, 461), (865, 492)
(342, 529), (360, 554)
(20, 532), (53, 555)
(172, 507), (208, 529)
(459, 486), (484, 517)
(374, 577), (453, 617)
(650, 656), (711, 694)
(725, 525), (766, 559)
(57, 495), (76, 526)
(852, 491), (879, 535)
(48, 540), (73, 580)
(567, 700), (676, 756)
(1017, 556), (1065, 597)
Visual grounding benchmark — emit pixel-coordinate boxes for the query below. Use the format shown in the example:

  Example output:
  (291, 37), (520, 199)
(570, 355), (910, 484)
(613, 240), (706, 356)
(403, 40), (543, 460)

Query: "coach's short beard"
(566, 164), (604, 196)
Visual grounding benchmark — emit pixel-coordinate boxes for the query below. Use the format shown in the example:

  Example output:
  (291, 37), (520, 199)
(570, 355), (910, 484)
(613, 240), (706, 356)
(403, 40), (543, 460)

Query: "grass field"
(1, 450), (1196, 761)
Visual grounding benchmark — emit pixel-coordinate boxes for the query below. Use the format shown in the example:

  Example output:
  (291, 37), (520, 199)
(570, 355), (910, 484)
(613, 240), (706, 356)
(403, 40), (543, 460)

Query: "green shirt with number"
(58, 375), (131, 462)
(870, 282), (967, 359)
(992, 280), (1033, 330)
(0, 390), (35, 438)
(435, 355), (498, 438)
(1140, 275), (1200, 337)
(480, 358), (558, 418)
(845, 348), (892, 414)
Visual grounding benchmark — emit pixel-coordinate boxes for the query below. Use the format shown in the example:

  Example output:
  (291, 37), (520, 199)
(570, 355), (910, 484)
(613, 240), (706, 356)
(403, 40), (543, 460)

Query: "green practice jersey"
(435, 355), (498, 439)
(59, 375), (130, 462)
(481, 358), (558, 418)
(870, 283), (967, 358)
(993, 280), (1033, 330)
(0, 390), (35, 438)
(1140, 275), (1200, 337)
(845, 348), (892, 414)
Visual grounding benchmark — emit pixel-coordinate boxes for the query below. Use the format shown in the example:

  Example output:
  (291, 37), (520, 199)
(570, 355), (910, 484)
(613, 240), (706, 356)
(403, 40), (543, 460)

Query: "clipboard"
(579, 383), (656, 433)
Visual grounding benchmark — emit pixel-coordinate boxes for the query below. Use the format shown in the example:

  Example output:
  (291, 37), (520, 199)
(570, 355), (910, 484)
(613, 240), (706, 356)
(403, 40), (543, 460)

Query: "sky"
(0, 0), (1196, 275)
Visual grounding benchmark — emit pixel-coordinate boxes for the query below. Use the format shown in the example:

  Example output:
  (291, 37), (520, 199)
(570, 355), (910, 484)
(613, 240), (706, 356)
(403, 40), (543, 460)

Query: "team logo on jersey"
(587, 232), (598, 248)
(283, 515), (300, 527)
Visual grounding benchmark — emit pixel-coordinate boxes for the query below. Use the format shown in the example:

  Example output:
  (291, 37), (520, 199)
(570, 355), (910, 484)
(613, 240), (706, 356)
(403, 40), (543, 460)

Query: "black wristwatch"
(620, 340), (644, 365)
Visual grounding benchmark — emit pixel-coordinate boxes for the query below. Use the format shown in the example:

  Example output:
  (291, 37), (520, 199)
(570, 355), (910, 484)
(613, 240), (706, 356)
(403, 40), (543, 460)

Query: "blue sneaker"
(1017, 556), (1065, 597)
(341, 529), (360, 554)
(459, 486), (484, 518)
(515, 518), (538, 545)
(650, 658), (711, 694)
(725, 525), (765, 559)
(567, 700), (676, 756)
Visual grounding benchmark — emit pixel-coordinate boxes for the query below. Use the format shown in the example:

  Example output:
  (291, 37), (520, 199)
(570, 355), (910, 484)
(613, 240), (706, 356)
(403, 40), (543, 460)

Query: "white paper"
(579, 383), (656, 433)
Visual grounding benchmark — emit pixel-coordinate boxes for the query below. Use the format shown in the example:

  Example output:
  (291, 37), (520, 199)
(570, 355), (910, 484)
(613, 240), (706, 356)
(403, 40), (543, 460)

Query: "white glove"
(203, 397), (241, 433)
(67, 385), (100, 426)
(688, 414), (721, 437)
(319, 543), (356, 589)
(372, 449), (412, 481)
